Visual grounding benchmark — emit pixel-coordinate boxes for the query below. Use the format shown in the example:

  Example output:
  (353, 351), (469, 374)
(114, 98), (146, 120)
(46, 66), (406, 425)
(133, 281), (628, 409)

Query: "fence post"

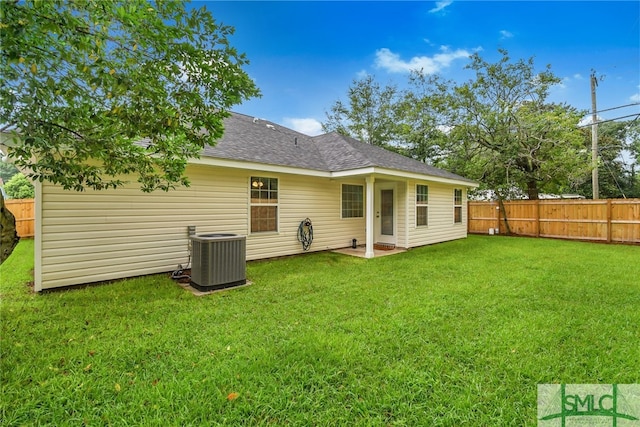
(535, 200), (540, 238)
(606, 199), (612, 243)
(466, 198), (639, 244)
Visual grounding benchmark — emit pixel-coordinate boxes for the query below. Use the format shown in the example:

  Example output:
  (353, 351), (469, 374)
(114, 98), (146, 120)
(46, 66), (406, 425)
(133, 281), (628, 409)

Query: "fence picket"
(4, 198), (34, 238)
(468, 199), (640, 244)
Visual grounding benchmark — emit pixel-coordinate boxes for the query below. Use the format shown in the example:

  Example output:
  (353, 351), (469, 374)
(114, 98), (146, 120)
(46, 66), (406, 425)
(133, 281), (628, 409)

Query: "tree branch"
(35, 120), (85, 140)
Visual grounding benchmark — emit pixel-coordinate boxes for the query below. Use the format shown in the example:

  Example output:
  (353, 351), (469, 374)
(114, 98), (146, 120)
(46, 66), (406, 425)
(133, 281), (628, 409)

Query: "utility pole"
(591, 71), (599, 199)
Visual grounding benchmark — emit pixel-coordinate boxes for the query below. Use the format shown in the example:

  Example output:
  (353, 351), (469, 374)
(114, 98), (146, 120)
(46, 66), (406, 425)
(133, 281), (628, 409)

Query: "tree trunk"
(526, 180), (540, 200)
(1, 193), (19, 264)
(497, 196), (512, 235)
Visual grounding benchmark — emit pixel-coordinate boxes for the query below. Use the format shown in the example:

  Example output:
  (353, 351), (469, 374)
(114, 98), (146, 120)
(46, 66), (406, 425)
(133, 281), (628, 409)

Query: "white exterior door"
(375, 184), (396, 244)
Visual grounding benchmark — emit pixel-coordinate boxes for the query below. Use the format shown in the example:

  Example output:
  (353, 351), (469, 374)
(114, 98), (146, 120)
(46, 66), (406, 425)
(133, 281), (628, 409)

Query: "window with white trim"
(341, 184), (364, 218)
(416, 184), (429, 227)
(250, 176), (278, 232)
(454, 188), (463, 223)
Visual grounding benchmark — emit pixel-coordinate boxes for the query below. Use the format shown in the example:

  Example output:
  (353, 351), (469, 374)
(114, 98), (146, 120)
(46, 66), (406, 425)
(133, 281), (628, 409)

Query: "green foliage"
(401, 72), (453, 163)
(323, 50), (592, 199)
(574, 121), (640, 198)
(629, 121), (640, 161)
(323, 74), (403, 149)
(2, 237), (639, 425)
(0, 0), (259, 193)
(3, 173), (34, 199)
(570, 120), (640, 198)
(437, 50), (589, 199)
(0, 161), (19, 183)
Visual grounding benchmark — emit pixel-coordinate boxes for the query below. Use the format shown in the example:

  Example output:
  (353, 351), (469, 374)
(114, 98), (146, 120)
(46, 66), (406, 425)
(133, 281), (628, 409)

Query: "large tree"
(628, 120), (640, 197)
(323, 51), (590, 200)
(432, 49), (589, 199)
(575, 120), (640, 198)
(401, 72), (457, 164)
(0, 0), (259, 263)
(323, 74), (402, 149)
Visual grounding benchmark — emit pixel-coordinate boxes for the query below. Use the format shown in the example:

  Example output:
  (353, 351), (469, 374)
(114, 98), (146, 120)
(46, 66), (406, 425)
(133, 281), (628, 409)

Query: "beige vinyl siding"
(406, 180), (467, 248)
(246, 174), (366, 260)
(38, 165), (366, 290)
(39, 165), (247, 289)
(395, 181), (408, 248)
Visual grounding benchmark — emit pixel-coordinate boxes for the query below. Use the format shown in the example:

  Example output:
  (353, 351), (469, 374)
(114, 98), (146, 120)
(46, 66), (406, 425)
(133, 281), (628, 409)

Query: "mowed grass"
(1, 236), (639, 426)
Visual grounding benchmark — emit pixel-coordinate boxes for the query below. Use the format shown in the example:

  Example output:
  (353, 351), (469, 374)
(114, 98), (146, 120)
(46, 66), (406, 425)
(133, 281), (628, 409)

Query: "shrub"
(4, 173), (34, 199)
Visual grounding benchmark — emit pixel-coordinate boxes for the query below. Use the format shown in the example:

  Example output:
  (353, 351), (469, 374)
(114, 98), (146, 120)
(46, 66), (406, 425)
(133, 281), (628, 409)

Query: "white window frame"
(454, 188), (463, 224)
(341, 183), (364, 219)
(250, 176), (279, 233)
(416, 184), (429, 227)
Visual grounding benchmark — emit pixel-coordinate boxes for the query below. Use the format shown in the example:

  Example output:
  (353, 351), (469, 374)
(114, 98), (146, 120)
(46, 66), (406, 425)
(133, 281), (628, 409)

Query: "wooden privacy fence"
(4, 198), (34, 238)
(468, 199), (640, 244)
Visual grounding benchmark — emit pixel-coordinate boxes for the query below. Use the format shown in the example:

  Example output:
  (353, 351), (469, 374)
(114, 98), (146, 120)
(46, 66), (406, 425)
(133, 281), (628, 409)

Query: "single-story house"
(28, 112), (477, 291)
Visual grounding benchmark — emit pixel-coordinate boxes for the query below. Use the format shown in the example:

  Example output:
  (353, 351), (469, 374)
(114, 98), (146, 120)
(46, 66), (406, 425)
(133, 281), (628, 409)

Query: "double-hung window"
(454, 188), (463, 223)
(416, 184), (429, 226)
(250, 176), (278, 233)
(341, 184), (364, 218)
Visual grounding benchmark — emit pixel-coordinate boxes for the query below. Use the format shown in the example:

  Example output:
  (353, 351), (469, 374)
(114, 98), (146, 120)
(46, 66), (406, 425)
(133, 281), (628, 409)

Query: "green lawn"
(1, 236), (639, 426)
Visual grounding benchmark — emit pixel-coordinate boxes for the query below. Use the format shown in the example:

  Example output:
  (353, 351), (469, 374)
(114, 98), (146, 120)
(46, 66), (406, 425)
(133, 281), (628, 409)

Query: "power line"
(577, 113), (640, 127)
(597, 145), (627, 199)
(592, 102), (640, 114)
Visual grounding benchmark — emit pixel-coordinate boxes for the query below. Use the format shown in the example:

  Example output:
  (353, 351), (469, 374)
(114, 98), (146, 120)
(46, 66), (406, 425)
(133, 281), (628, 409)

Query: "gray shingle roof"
(313, 132), (474, 183)
(203, 112), (475, 184)
(202, 113), (327, 171)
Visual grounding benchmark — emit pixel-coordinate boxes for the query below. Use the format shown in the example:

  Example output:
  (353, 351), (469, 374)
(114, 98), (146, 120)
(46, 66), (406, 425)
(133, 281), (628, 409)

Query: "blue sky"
(197, 1), (640, 135)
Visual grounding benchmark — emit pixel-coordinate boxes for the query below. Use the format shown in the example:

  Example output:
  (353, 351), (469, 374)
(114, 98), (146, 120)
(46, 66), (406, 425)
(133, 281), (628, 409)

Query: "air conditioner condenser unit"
(190, 233), (246, 291)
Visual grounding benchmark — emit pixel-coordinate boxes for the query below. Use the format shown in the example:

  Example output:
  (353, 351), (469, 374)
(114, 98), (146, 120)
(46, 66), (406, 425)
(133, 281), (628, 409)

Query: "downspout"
(365, 175), (375, 258)
(34, 179), (43, 292)
(404, 180), (409, 248)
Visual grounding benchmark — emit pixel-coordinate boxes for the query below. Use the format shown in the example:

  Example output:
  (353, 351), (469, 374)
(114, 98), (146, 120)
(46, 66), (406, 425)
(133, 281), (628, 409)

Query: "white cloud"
(356, 69), (369, 79)
(429, 0), (453, 13)
(499, 30), (513, 39)
(283, 118), (323, 136)
(556, 74), (585, 89)
(631, 85), (640, 102)
(374, 46), (473, 74)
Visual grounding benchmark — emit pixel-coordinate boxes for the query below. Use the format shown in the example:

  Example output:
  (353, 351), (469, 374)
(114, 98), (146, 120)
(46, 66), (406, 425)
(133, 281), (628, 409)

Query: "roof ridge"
(229, 111), (314, 140)
(205, 112), (330, 171)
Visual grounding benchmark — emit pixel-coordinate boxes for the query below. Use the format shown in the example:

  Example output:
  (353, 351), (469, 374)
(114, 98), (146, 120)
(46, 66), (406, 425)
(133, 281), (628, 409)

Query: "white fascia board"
(188, 157), (331, 178)
(331, 167), (479, 188)
(188, 157), (478, 188)
(329, 167), (377, 178)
